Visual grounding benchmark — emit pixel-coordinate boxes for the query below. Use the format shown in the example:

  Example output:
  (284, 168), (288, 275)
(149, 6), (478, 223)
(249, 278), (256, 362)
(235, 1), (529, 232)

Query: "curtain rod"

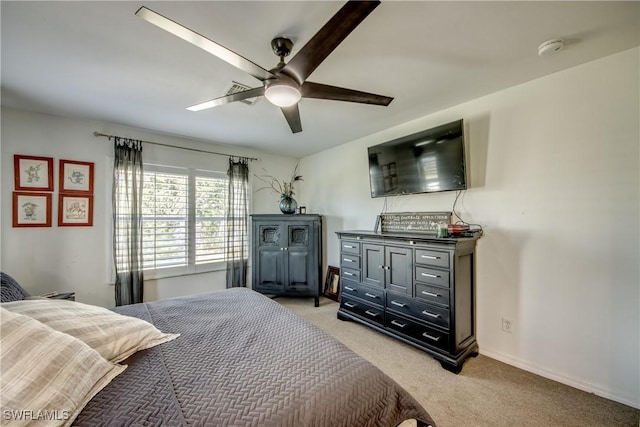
(93, 131), (259, 161)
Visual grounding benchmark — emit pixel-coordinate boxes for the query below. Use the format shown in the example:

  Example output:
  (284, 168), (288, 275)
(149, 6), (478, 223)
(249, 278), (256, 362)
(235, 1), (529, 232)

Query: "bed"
(1, 275), (435, 427)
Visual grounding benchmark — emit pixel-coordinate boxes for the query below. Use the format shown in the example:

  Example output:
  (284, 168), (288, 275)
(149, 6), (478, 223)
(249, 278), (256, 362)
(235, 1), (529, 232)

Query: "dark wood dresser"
(251, 214), (322, 307)
(336, 230), (479, 372)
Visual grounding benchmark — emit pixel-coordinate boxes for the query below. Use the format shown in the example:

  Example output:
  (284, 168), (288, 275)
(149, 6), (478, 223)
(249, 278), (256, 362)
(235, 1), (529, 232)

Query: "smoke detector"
(225, 81), (260, 105)
(538, 39), (564, 57)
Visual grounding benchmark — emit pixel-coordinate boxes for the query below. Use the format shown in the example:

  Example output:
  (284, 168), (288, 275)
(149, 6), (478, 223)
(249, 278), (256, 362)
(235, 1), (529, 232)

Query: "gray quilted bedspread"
(74, 288), (435, 427)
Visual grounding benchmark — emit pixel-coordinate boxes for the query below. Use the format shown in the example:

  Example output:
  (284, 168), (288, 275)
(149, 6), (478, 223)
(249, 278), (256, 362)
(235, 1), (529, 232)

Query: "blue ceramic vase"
(279, 194), (297, 214)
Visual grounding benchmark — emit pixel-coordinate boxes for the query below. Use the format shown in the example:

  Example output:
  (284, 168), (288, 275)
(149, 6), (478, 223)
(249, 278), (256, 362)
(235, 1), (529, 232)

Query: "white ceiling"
(2, 1), (638, 158)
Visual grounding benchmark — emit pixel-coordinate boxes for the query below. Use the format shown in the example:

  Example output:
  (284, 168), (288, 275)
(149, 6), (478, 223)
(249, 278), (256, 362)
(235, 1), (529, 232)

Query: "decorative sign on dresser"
(375, 212), (452, 235)
(336, 228), (480, 373)
(251, 214), (323, 307)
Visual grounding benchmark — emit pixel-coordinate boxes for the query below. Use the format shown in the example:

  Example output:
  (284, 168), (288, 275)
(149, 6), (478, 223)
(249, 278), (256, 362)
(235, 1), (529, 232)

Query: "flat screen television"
(368, 119), (467, 198)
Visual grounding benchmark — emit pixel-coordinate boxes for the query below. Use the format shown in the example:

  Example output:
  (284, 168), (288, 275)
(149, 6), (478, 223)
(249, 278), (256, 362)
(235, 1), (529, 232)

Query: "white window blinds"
(115, 164), (233, 276)
(195, 175), (227, 264)
(142, 169), (189, 270)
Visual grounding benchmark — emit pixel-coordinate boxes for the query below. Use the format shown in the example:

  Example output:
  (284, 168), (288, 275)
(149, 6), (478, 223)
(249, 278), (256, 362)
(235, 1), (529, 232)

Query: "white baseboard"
(479, 348), (639, 409)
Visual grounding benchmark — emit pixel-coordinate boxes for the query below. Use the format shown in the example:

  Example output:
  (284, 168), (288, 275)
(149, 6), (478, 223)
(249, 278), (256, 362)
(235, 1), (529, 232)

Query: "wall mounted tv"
(368, 119), (467, 198)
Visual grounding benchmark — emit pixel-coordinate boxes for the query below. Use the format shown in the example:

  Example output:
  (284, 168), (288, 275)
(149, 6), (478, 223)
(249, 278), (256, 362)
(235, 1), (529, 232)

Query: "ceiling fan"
(135, 1), (393, 134)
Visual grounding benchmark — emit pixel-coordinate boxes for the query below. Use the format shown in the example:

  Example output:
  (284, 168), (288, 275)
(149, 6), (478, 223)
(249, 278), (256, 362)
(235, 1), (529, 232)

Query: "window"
(115, 164), (234, 277)
(194, 175), (228, 264)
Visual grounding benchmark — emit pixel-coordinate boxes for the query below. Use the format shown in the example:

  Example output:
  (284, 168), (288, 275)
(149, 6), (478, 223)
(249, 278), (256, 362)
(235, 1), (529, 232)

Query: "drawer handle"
(421, 255), (440, 260)
(344, 272), (354, 276)
(344, 245), (355, 249)
(422, 332), (440, 342)
(344, 286), (355, 292)
(344, 302), (356, 308)
(391, 320), (407, 328)
(421, 273), (440, 279)
(421, 291), (440, 297)
(343, 258), (355, 262)
(365, 292), (378, 299)
(422, 310), (441, 319)
(391, 300), (406, 308)
(365, 310), (379, 317)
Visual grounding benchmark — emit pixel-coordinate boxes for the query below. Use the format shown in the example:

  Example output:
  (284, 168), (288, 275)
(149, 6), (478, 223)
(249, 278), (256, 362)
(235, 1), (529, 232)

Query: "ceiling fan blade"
(187, 87), (265, 111)
(281, 105), (302, 133)
(136, 7), (275, 82)
(281, 1), (380, 85)
(302, 82), (392, 106)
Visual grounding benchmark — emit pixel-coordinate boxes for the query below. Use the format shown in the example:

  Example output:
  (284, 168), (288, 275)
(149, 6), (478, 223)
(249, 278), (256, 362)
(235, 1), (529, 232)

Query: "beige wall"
(0, 109), (298, 306)
(298, 47), (640, 408)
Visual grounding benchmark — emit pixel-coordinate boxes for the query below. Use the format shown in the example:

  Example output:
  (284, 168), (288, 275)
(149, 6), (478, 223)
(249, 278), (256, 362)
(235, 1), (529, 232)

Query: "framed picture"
(59, 159), (94, 194)
(323, 266), (340, 302)
(58, 194), (94, 227)
(14, 155), (54, 191)
(13, 192), (52, 227)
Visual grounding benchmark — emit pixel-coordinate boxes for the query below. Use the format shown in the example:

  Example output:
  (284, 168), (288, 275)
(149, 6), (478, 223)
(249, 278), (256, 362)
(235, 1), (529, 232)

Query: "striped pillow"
(0, 308), (126, 427)
(2, 299), (179, 363)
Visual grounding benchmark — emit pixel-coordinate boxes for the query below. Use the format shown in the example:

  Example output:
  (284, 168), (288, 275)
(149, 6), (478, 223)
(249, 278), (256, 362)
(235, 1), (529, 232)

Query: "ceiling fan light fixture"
(265, 82), (301, 107)
(137, 2), (389, 133)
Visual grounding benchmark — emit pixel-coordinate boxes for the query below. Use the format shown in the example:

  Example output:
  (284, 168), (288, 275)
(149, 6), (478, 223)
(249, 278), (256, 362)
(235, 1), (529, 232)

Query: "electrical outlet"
(502, 317), (513, 333)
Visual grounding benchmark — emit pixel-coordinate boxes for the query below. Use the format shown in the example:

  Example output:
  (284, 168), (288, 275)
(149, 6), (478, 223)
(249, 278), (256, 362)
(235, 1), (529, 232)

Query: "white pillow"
(0, 308), (126, 427)
(2, 299), (179, 363)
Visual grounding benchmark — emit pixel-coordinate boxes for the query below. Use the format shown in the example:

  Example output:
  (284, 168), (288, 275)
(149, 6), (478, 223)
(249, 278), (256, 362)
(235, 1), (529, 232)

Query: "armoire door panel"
(287, 250), (310, 289)
(257, 250), (284, 290)
(288, 225), (310, 247)
(258, 225), (283, 247)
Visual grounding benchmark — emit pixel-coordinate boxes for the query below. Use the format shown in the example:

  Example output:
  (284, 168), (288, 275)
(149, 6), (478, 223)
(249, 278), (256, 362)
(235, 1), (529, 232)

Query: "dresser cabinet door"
(362, 243), (384, 288)
(385, 246), (412, 295)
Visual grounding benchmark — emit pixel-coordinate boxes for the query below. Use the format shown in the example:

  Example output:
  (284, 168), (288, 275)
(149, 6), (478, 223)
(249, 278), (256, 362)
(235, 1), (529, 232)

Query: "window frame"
(136, 163), (229, 280)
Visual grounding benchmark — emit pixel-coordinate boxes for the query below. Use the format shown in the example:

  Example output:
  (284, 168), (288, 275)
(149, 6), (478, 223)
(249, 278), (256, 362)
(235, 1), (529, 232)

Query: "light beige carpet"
(277, 296), (639, 427)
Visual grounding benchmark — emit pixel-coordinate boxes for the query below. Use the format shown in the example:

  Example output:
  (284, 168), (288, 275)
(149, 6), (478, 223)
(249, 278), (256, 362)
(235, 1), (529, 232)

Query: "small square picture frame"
(323, 266), (340, 302)
(59, 159), (94, 194)
(14, 155), (54, 191)
(58, 194), (94, 227)
(13, 191), (52, 227)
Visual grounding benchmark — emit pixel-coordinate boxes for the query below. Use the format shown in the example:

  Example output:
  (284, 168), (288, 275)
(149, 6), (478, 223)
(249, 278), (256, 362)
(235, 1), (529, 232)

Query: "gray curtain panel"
(113, 137), (144, 306)
(226, 158), (249, 288)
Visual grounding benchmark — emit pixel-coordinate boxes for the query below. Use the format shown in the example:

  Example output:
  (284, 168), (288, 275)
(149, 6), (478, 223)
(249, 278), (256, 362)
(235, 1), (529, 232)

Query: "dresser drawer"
(415, 248), (450, 269)
(386, 293), (450, 329)
(341, 241), (361, 256)
(387, 281), (411, 296)
(341, 280), (384, 306)
(341, 254), (361, 270)
(341, 267), (361, 283)
(416, 283), (450, 308)
(341, 295), (384, 326)
(385, 313), (449, 352)
(415, 266), (450, 288)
